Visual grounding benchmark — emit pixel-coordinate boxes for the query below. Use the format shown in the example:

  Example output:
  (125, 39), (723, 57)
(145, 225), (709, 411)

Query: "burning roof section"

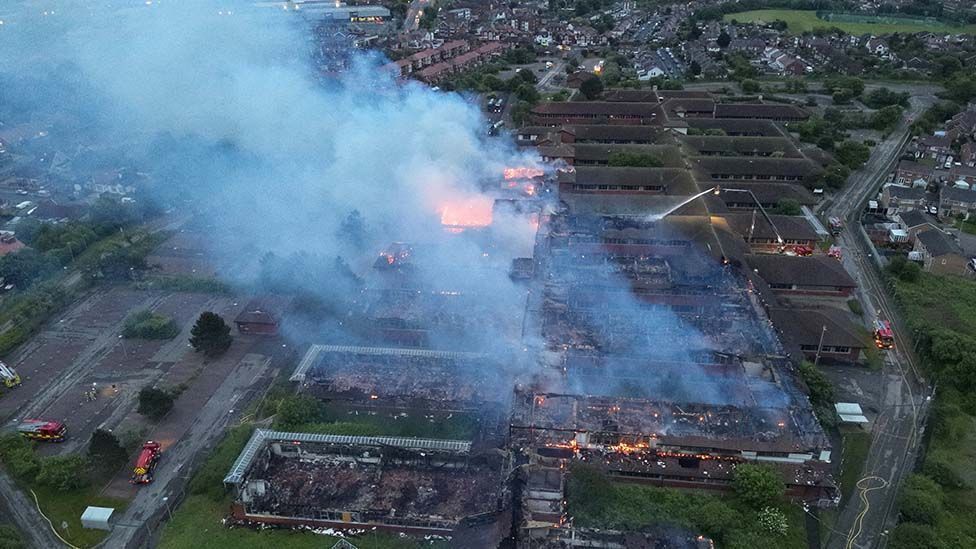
(292, 344), (510, 409)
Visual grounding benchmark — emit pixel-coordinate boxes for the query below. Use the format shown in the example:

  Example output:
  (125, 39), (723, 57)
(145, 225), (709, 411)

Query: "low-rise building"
(768, 308), (866, 364)
(746, 254), (857, 298)
(939, 185), (976, 219)
(913, 229), (971, 276)
(881, 184), (927, 216)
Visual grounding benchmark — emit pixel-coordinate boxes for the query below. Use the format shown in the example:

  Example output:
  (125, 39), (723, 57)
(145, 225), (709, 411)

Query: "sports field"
(723, 9), (976, 35)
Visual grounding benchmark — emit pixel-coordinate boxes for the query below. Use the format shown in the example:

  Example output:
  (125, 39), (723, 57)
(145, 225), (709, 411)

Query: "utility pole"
(814, 324), (827, 367)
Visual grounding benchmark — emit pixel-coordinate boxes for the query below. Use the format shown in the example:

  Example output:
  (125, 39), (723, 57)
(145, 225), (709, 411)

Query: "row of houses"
(386, 40), (509, 82)
(520, 90), (869, 365)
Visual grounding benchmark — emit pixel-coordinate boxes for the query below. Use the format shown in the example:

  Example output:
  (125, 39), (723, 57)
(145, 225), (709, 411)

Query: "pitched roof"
(559, 166), (699, 194)
(768, 308), (866, 349)
(897, 210), (937, 229)
(692, 157), (821, 178)
(531, 101), (663, 119)
(684, 118), (783, 136)
(723, 213), (818, 241)
(713, 103), (809, 120)
(941, 185), (976, 204)
(716, 182), (818, 206)
(571, 144), (684, 166)
(885, 185), (926, 200)
(745, 254), (857, 288)
(679, 136), (801, 157)
(917, 230), (963, 257)
(566, 124), (663, 143)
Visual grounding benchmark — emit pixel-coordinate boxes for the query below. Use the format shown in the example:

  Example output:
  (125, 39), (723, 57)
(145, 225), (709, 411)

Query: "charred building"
(223, 430), (508, 537)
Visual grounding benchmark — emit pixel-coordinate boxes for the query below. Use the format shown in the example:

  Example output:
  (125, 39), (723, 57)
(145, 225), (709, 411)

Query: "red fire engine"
(17, 419), (66, 442)
(874, 320), (895, 350)
(131, 441), (162, 484)
(827, 245), (843, 261)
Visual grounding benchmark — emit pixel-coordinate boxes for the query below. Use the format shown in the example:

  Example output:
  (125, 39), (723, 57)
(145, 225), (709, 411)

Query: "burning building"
(223, 430), (507, 536)
(290, 344), (514, 440)
(507, 170), (838, 536)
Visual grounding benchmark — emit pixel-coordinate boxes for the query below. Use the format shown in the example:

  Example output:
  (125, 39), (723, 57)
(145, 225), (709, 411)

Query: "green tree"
(579, 76), (604, 100)
(834, 141), (871, 169)
(732, 463), (783, 508)
(276, 394), (322, 430)
(517, 68), (538, 85)
(0, 524), (25, 549)
(717, 30), (731, 48)
(888, 522), (940, 549)
(189, 311), (233, 357)
(773, 198), (801, 216)
(87, 429), (129, 473)
(870, 105), (904, 132)
(688, 61), (702, 77)
(122, 309), (180, 340)
(0, 435), (39, 481)
(511, 101), (533, 126)
(863, 87), (909, 109)
(36, 454), (89, 491)
(741, 79), (761, 94)
(0, 249), (59, 287)
(138, 387), (174, 421)
(514, 83), (541, 104)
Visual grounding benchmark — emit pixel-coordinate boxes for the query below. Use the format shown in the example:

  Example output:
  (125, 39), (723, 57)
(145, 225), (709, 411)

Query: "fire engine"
(17, 419), (66, 442)
(827, 245), (843, 261)
(874, 320), (895, 350)
(131, 441), (162, 484)
(0, 361), (20, 388)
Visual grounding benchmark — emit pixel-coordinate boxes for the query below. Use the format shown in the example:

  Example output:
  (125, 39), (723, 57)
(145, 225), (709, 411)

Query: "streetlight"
(814, 324), (827, 367)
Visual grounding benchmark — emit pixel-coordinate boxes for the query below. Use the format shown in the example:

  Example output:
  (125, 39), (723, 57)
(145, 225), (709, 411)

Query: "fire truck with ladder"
(874, 320), (895, 350)
(0, 361), (20, 388)
(17, 419), (66, 442)
(131, 441), (161, 484)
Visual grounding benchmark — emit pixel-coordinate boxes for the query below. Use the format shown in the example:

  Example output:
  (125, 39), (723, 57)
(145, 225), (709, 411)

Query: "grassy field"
(838, 429), (871, 504)
(159, 495), (440, 549)
(32, 485), (128, 548)
(724, 10), (976, 35)
(567, 465), (808, 548)
(891, 272), (976, 334)
(160, 422), (448, 549)
(888, 271), (976, 545)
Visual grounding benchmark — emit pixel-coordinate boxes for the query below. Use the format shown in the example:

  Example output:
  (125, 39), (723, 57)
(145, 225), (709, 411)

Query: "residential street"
(822, 96), (934, 549)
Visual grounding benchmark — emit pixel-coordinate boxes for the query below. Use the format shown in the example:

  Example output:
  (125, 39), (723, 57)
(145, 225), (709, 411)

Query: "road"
(821, 97), (933, 549)
(403, 0), (431, 32)
(536, 61), (566, 92)
(104, 353), (273, 548)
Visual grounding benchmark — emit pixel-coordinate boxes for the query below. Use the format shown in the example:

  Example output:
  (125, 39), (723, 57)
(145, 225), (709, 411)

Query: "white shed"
(81, 506), (114, 531)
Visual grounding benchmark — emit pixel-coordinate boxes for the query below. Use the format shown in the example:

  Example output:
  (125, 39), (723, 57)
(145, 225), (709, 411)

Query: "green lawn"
(891, 273), (976, 334)
(567, 465), (807, 548)
(159, 495), (437, 549)
(723, 10), (976, 35)
(838, 429), (871, 505)
(161, 420), (452, 549)
(31, 485), (128, 548)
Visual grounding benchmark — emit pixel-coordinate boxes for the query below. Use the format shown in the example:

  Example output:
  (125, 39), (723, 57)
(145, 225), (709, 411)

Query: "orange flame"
(503, 167), (544, 180)
(439, 195), (493, 229)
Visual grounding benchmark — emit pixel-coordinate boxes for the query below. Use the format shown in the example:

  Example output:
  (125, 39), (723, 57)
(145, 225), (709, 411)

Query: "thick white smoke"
(0, 2), (541, 350)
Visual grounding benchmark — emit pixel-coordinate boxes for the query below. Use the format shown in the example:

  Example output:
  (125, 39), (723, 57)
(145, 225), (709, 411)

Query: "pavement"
(104, 350), (276, 548)
(403, 0), (432, 32)
(820, 98), (934, 549)
(0, 467), (66, 549)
